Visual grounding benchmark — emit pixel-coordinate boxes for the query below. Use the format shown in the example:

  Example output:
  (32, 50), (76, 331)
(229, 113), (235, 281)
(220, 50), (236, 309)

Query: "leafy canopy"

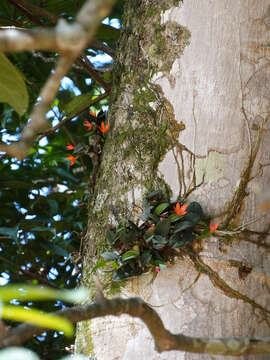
(0, 0), (122, 357)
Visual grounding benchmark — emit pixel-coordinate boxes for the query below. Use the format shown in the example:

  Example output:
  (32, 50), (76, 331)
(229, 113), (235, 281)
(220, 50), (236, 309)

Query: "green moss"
(75, 321), (94, 356)
(83, 0), (190, 300)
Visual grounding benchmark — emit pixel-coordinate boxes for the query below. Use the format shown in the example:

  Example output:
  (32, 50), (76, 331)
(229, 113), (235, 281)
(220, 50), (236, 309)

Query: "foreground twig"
(0, 297), (270, 356)
(0, 0), (116, 160)
(0, 27), (115, 57)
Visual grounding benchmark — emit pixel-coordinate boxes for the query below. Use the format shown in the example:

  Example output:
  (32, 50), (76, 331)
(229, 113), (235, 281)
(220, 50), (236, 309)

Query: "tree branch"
(91, 39), (115, 58)
(7, 0), (116, 58)
(0, 297), (269, 356)
(0, 255), (58, 289)
(7, 0), (43, 26)
(0, 27), (115, 58)
(7, 0), (58, 24)
(0, 0), (116, 160)
(77, 56), (111, 92)
(0, 27), (60, 52)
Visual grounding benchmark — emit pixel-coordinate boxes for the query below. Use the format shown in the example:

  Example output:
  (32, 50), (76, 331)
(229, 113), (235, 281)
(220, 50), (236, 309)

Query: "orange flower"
(173, 203), (187, 216)
(84, 120), (92, 131)
(98, 121), (110, 134)
(89, 110), (97, 118)
(210, 222), (219, 232)
(66, 154), (77, 166)
(66, 143), (75, 150)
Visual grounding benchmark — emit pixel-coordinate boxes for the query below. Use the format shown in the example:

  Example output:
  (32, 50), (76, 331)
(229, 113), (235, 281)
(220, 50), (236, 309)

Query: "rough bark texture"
(76, 0), (270, 359)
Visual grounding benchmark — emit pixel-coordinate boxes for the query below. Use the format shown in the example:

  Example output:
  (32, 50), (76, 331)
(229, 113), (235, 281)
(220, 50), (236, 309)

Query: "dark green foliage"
(0, 0), (122, 358)
(96, 192), (206, 281)
(155, 219), (171, 236)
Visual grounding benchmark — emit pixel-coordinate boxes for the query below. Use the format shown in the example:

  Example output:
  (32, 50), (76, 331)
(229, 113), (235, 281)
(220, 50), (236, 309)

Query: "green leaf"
(184, 212), (201, 226)
(101, 252), (119, 261)
(112, 264), (141, 281)
(2, 305), (73, 337)
(187, 202), (204, 217)
(174, 220), (193, 233)
(106, 229), (116, 244)
(140, 251), (152, 267)
(196, 228), (211, 240)
(0, 284), (90, 304)
(154, 202), (169, 215)
(159, 263), (167, 270)
(145, 234), (154, 243)
(170, 230), (195, 248)
(149, 213), (160, 224)
(62, 93), (93, 118)
(32, 226), (56, 235)
(54, 168), (79, 183)
(46, 199), (58, 217)
(46, 243), (69, 257)
(128, 220), (140, 232)
(169, 213), (183, 223)
(119, 229), (137, 245)
(155, 219), (171, 237)
(146, 189), (163, 201)
(152, 235), (168, 249)
(182, 230), (195, 244)
(0, 52), (28, 115)
(0, 225), (18, 240)
(141, 206), (154, 221)
(90, 259), (108, 273)
(121, 249), (139, 262)
(169, 233), (180, 247)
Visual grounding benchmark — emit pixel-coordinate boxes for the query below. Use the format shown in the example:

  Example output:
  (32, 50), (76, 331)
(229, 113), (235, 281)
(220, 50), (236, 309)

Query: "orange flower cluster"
(66, 154), (77, 166)
(65, 110), (110, 166)
(84, 120), (92, 131)
(173, 203), (187, 216)
(89, 110), (97, 118)
(66, 143), (75, 150)
(98, 121), (110, 134)
(209, 222), (219, 232)
(66, 143), (77, 165)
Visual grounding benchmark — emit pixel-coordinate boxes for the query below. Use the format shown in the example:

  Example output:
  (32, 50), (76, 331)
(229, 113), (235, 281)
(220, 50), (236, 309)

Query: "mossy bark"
(82, 0), (189, 277)
(76, 0), (190, 355)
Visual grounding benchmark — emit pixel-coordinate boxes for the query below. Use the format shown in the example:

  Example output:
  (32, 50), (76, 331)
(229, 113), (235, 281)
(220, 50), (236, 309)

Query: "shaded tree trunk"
(76, 1), (270, 359)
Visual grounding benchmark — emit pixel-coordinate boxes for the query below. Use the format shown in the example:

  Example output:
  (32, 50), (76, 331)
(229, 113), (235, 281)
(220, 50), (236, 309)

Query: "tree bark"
(76, 0), (270, 359)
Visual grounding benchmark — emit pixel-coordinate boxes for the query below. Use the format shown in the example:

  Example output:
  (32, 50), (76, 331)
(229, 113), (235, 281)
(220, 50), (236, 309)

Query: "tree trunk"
(76, 0), (270, 359)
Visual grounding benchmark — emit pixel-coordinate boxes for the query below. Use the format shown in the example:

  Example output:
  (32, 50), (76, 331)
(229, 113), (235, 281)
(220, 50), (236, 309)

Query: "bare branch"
(7, 0), (43, 26)
(0, 297), (269, 356)
(0, 27), (60, 52)
(0, 0), (116, 160)
(91, 39), (115, 58)
(0, 27), (115, 57)
(7, 0), (58, 24)
(77, 56), (111, 92)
